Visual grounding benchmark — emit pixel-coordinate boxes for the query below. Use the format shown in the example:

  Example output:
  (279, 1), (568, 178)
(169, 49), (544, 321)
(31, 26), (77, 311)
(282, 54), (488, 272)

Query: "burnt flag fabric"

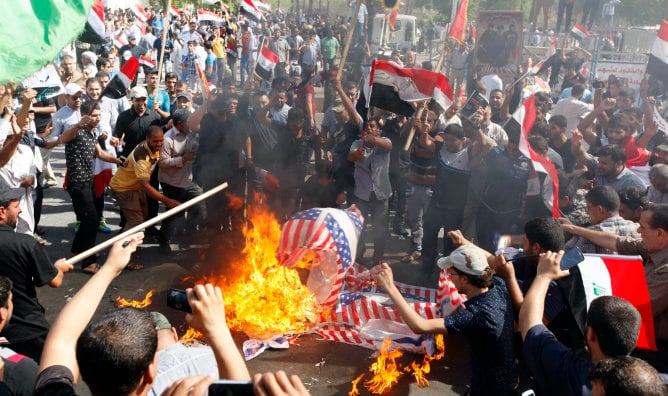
(366, 60), (453, 117)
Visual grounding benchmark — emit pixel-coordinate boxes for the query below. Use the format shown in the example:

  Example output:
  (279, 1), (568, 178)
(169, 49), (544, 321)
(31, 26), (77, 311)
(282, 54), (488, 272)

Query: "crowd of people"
(1, 1), (668, 395)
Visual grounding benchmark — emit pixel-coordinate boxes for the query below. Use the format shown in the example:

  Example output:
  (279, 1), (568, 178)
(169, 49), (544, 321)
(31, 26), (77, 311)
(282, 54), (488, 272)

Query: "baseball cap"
(171, 109), (190, 125)
(0, 182), (23, 203)
(150, 312), (171, 331)
(65, 83), (83, 96)
(130, 86), (148, 99)
(176, 91), (193, 101)
(437, 245), (489, 276)
(128, 33), (138, 40)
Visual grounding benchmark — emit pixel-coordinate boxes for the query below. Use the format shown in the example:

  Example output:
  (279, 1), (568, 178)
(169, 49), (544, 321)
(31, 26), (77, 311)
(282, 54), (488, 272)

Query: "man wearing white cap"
(112, 86), (163, 160)
(372, 234), (517, 396)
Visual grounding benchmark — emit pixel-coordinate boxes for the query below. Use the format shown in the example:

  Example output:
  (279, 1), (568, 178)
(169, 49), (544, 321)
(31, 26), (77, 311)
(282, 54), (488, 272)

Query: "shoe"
(393, 226), (409, 237)
(74, 221), (80, 233)
(98, 218), (111, 233)
(401, 250), (422, 263)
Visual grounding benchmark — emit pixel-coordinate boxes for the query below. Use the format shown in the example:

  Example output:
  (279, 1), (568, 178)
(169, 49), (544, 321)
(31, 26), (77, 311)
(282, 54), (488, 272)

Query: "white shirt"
(551, 96), (594, 139)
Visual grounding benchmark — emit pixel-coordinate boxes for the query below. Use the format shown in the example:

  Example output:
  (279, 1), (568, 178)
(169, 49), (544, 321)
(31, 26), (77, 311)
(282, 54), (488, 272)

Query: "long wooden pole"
(403, 101), (429, 151)
(434, 39), (451, 74)
(157, 0), (173, 81)
(337, 0), (363, 79)
(66, 182), (228, 265)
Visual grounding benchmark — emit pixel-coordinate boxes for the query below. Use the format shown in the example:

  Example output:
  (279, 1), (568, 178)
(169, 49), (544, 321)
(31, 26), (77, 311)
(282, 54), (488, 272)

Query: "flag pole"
(337, 0), (363, 80)
(435, 39), (450, 74)
(403, 100), (429, 151)
(157, 0), (173, 82)
(66, 182), (228, 266)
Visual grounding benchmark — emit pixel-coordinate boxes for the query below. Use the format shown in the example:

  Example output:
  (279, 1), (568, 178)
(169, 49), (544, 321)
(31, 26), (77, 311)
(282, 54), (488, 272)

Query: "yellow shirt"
(212, 37), (227, 59)
(110, 141), (160, 192)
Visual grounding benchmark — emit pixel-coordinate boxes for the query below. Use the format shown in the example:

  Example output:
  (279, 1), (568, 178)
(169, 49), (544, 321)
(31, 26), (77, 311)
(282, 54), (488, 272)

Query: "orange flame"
(202, 197), (321, 339)
(350, 335), (446, 393)
(348, 373), (365, 396)
(180, 327), (204, 345)
(364, 338), (404, 394)
(115, 289), (155, 308)
(406, 334), (445, 388)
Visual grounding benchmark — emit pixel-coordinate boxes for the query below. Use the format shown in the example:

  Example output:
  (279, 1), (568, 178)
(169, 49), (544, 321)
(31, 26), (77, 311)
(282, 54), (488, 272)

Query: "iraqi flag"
(569, 254), (657, 351)
(240, 0), (263, 23)
(169, 5), (180, 17)
(255, 45), (279, 81)
(78, 0), (106, 44)
(101, 57), (138, 99)
(513, 94), (560, 217)
(197, 9), (224, 25)
(130, 4), (149, 22)
(367, 59), (453, 117)
(256, 1), (272, 12)
(139, 55), (156, 69)
(647, 20), (668, 84)
(113, 33), (128, 49)
(571, 23), (590, 41)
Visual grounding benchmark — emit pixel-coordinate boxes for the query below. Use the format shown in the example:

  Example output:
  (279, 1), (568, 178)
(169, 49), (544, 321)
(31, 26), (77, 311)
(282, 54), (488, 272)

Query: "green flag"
(0, 0), (94, 83)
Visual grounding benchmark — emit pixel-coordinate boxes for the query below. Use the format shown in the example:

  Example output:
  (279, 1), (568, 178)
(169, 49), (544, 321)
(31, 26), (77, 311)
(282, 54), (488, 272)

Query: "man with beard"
(0, 182), (72, 362)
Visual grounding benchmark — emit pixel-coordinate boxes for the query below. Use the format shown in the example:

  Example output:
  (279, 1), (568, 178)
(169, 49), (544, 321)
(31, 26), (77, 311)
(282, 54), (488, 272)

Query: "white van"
(370, 13), (418, 52)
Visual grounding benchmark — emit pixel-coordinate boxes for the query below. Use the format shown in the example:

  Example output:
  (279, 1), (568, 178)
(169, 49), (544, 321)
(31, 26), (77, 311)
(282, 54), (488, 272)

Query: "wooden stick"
(403, 101), (429, 151)
(157, 0), (173, 81)
(337, 0), (363, 80)
(66, 182), (228, 266)
(434, 39), (451, 74)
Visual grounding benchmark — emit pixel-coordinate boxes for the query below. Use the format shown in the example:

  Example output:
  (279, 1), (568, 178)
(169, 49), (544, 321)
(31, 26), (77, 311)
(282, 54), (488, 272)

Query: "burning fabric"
(276, 206), (464, 354)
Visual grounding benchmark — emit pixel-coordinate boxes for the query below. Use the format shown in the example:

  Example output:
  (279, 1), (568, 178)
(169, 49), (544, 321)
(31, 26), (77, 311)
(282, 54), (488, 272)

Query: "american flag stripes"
(315, 263), (464, 353)
(278, 206), (364, 307)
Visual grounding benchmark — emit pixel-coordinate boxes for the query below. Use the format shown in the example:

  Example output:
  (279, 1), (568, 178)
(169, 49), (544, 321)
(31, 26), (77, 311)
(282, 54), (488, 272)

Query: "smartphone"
(561, 247), (585, 271)
(166, 288), (192, 313)
(208, 380), (254, 396)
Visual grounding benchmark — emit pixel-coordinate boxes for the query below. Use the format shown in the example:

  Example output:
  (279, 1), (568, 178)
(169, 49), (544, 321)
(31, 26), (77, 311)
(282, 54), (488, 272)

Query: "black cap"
(171, 109), (190, 125)
(0, 182), (23, 203)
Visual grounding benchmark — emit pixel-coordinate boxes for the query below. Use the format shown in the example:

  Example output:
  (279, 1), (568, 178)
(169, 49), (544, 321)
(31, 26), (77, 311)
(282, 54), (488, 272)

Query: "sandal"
(401, 251), (422, 263)
(82, 263), (100, 274)
(126, 261), (144, 270)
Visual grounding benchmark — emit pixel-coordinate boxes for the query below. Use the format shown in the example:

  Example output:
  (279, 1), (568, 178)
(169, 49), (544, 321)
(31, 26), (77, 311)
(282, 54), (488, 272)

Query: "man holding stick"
(0, 182), (73, 362)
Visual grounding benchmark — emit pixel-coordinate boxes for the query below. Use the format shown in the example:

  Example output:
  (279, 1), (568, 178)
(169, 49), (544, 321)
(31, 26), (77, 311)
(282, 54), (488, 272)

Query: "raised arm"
(186, 284), (251, 380)
(559, 219), (620, 252)
(39, 234), (143, 376)
(371, 263), (447, 334)
(519, 250), (568, 339)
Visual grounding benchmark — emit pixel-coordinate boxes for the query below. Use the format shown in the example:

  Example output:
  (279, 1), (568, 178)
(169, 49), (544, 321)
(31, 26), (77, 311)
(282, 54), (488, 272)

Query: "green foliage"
(615, 0), (667, 26)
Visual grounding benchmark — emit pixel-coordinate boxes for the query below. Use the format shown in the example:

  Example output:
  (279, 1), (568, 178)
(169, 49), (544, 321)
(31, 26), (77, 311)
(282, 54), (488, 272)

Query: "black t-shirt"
(33, 365), (77, 396)
(0, 348), (38, 396)
(480, 146), (532, 214)
(274, 124), (317, 190)
(65, 128), (97, 185)
(0, 225), (57, 344)
(194, 113), (247, 188)
(549, 139), (577, 174)
(32, 97), (57, 134)
(114, 108), (162, 158)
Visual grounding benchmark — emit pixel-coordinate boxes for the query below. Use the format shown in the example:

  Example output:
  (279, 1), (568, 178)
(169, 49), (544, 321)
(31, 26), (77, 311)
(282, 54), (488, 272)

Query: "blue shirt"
(445, 277), (517, 395)
(148, 90), (170, 114)
(523, 324), (592, 396)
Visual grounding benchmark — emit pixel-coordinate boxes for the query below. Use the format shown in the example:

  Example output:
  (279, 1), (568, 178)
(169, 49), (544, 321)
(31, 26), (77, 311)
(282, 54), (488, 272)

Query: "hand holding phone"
(167, 288), (192, 313)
